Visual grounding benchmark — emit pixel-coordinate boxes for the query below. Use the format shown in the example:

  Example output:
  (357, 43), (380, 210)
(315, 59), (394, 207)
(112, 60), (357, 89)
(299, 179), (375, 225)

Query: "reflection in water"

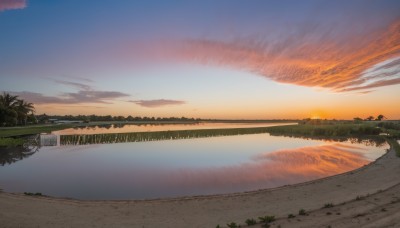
(0, 136), (39, 166)
(54, 122), (295, 135)
(271, 135), (387, 148)
(142, 143), (370, 194)
(0, 132), (388, 199)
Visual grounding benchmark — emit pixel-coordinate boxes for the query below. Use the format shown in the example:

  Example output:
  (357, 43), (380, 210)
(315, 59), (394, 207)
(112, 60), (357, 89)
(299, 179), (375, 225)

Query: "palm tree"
(0, 92), (19, 109)
(0, 92), (36, 126)
(15, 100), (35, 125)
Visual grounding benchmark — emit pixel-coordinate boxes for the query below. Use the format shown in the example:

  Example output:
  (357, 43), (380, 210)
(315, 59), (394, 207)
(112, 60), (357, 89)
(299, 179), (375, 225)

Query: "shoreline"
(1, 146), (399, 227)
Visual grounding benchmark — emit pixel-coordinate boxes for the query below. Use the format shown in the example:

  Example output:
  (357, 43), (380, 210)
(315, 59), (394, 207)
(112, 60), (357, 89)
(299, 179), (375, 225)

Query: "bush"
(323, 203), (334, 208)
(245, 218), (257, 225)
(298, 209), (307, 215)
(258, 215), (275, 223)
(226, 222), (239, 228)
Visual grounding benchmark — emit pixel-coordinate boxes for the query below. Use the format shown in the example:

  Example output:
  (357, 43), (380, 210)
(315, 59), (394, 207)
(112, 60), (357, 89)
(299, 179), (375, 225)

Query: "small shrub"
(323, 203), (334, 208)
(227, 222), (239, 228)
(287, 213), (296, 218)
(24, 192), (43, 196)
(258, 215), (275, 223)
(245, 218), (257, 226)
(356, 195), (364, 201)
(326, 212), (332, 215)
(215, 225), (221, 228)
(298, 209), (307, 215)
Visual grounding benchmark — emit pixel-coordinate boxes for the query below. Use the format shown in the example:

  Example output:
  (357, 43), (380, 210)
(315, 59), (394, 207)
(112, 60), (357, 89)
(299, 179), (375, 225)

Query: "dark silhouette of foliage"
(0, 92), (36, 126)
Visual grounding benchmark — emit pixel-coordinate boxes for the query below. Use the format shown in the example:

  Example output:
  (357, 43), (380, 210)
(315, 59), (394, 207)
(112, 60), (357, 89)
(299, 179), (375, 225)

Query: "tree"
(0, 92), (35, 126)
(365, 116), (374, 121)
(15, 100), (35, 125)
(375, 114), (386, 121)
(353, 117), (363, 123)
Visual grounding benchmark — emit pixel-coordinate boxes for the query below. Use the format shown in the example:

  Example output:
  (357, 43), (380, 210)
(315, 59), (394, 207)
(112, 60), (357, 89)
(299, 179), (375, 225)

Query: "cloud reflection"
(131, 143), (371, 195)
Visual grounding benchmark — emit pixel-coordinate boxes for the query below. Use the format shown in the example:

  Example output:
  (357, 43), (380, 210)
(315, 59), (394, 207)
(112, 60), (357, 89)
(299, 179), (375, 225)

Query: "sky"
(0, 0), (399, 119)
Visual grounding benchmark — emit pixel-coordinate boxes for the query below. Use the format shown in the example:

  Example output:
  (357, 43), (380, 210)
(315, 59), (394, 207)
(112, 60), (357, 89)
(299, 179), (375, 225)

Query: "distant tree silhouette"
(365, 116), (374, 121)
(375, 114), (386, 121)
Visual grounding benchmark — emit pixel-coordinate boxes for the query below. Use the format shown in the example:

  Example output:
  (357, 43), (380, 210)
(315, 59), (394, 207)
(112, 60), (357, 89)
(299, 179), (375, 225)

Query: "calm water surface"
(0, 133), (388, 200)
(53, 122), (296, 135)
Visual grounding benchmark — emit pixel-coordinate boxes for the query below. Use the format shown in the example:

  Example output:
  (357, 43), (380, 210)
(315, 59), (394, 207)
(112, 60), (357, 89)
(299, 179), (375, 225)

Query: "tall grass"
(266, 124), (381, 137)
(387, 138), (400, 157)
(60, 127), (272, 145)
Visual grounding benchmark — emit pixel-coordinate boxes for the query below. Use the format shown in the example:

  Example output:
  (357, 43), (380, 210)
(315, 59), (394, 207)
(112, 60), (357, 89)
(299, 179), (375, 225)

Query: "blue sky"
(1, 0), (399, 119)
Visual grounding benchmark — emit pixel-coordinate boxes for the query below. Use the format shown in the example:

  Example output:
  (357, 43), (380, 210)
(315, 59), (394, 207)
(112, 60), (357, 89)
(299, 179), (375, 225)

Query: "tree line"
(0, 93), (36, 126)
(36, 114), (201, 123)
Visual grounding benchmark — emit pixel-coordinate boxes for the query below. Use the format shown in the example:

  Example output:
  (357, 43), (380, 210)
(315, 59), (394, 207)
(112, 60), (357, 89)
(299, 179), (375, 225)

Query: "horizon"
(1, 0), (399, 119)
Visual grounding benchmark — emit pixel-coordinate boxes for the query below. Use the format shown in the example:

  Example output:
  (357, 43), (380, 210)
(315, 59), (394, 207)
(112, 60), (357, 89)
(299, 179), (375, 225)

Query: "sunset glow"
(0, 0), (399, 119)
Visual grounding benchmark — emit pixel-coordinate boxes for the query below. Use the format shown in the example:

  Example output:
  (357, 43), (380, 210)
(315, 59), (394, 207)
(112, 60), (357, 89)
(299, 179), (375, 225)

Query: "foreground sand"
(1, 148), (399, 228)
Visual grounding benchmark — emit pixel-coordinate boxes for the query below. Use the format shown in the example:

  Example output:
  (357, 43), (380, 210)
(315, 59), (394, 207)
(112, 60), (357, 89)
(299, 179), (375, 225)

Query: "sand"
(1, 148), (399, 228)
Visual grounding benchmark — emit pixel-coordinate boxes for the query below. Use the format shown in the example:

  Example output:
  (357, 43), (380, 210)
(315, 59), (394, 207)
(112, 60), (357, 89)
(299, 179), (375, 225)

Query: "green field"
(0, 124), (75, 137)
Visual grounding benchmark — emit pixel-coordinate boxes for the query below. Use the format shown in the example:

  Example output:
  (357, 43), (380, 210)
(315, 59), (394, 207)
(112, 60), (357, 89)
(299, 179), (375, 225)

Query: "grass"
(258, 215), (275, 223)
(323, 203), (334, 208)
(24, 192), (44, 196)
(226, 222), (240, 228)
(0, 124), (75, 137)
(266, 123), (381, 138)
(0, 137), (25, 147)
(60, 127), (276, 145)
(245, 218), (257, 226)
(386, 138), (400, 157)
(298, 209), (308, 216)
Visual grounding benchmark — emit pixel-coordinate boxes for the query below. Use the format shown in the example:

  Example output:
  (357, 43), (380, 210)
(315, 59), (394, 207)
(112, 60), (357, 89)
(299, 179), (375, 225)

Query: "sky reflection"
(0, 134), (387, 199)
(53, 122), (294, 135)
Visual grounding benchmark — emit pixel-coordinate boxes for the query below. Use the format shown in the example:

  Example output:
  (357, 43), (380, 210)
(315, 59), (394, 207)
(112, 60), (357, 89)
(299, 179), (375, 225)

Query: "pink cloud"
(0, 0), (26, 12)
(130, 99), (186, 108)
(135, 20), (400, 93)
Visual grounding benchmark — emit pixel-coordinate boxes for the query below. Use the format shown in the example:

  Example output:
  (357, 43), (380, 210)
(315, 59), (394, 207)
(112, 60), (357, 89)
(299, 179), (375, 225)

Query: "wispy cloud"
(130, 99), (186, 108)
(143, 20), (400, 93)
(8, 90), (130, 105)
(7, 78), (130, 105)
(0, 0), (26, 12)
(54, 79), (92, 91)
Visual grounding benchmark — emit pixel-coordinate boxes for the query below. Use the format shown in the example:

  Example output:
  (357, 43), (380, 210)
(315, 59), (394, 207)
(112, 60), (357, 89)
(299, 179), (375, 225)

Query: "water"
(0, 132), (388, 200)
(53, 122), (296, 135)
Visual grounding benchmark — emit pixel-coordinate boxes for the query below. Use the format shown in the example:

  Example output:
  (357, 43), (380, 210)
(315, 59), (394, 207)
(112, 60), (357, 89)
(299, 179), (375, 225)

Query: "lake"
(0, 123), (389, 200)
(52, 122), (296, 135)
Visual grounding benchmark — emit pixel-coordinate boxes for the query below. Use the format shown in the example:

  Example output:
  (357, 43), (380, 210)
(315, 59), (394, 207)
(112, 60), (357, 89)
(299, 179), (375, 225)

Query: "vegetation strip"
(60, 123), (388, 145)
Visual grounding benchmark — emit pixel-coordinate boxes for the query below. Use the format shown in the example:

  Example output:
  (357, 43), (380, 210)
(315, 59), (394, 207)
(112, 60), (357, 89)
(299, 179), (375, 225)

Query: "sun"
(311, 115), (321, 120)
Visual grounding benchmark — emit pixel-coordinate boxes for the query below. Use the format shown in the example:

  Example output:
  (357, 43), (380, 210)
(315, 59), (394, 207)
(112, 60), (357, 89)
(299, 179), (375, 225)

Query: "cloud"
(142, 20), (400, 92)
(8, 90), (130, 105)
(54, 79), (92, 90)
(7, 79), (131, 104)
(130, 99), (186, 108)
(0, 0), (26, 12)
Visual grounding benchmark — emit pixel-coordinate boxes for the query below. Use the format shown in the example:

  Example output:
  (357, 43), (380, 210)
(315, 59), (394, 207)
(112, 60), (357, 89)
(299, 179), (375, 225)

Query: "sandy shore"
(1, 147), (399, 228)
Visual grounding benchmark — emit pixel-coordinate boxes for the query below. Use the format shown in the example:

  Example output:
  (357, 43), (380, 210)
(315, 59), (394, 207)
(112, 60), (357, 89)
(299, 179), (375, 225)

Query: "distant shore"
(1, 144), (399, 227)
